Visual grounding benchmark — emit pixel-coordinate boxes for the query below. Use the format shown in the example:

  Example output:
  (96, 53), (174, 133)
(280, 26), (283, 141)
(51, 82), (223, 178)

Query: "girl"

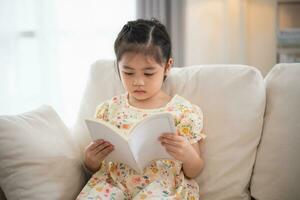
(77, 18), (206, 199)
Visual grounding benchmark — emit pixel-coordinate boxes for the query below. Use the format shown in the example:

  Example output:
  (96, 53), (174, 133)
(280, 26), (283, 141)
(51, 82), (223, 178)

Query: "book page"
(85, 119), (138, 171)
(128, 113), (177, 171)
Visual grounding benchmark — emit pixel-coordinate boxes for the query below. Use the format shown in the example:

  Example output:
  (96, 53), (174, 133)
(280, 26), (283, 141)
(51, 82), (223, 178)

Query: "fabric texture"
(250, 63), (300, 200)
(72, 60), (266, 200)
(0, 105), (85, 200)
(163, 65), (266, 200)
(77, 93), (205, 199)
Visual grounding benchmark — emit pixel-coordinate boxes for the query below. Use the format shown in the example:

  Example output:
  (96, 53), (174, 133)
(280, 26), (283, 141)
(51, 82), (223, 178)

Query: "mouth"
(134, 90), (146, 93)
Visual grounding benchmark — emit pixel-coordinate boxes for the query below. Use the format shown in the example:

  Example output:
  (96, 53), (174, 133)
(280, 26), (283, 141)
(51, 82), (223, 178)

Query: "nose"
(133, 78), (145, 86)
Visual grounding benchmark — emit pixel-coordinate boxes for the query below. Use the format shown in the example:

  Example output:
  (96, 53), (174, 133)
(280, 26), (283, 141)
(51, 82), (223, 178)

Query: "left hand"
(159, 130), (197, 163)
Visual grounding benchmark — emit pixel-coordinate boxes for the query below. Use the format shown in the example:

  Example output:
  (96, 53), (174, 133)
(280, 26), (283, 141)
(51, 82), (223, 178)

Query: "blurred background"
(0, 0), (299, 126)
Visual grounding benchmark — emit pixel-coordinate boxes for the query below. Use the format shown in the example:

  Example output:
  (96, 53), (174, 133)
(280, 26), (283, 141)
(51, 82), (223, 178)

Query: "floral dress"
(77, 93), (206, 200)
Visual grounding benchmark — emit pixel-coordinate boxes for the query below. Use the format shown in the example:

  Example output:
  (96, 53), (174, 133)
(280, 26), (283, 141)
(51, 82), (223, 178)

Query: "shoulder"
(173, 95), (206, 142)
(96, 93), (126, 108)
(172, 94), (203, 116)
(94, 93), (126, 118)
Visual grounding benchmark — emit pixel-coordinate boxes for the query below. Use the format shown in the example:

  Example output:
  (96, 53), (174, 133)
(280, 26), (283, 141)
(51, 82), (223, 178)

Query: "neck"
(127, 91), (171, 109)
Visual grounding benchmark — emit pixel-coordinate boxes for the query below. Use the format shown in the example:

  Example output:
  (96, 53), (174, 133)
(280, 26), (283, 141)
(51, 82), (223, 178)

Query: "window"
(0, 0), (136, 126)
(277, 1), (300, 63)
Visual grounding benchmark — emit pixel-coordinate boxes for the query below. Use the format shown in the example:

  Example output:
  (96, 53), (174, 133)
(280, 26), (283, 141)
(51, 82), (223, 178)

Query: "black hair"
(114, 18), (172, 81)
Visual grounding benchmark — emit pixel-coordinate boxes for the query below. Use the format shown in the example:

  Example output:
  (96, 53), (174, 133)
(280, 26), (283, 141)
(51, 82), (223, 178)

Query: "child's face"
(118, 52), (171, 102)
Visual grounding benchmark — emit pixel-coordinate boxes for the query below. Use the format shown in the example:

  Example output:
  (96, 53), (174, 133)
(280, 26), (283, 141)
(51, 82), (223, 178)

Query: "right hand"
(83, 139), (114, 173)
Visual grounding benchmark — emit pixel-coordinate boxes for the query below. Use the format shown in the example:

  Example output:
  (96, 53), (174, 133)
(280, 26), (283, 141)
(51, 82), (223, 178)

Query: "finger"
(164, 147), (177, 157)
(88, 140), (105, 151)
(95, 142), (113, 154)
(164, 144), (179, 154)
(161, 139), (182, 148)
(94, 142), (112, 154)
(89, 143), (103, 152)
(96, 145), (114, 159)
(161, 132), (175, 135)
(161, 135), (184, 144)
(161, 131), (181, 138)
(90, 142), (108, 154)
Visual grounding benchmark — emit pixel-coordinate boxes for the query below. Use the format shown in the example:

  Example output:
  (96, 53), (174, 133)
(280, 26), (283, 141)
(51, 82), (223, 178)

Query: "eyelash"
(144, 73), (155, 76)
(123, 72), (154, 76)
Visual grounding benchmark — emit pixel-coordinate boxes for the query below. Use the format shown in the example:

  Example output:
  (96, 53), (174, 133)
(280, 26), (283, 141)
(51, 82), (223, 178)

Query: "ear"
(164, 58), (173, 75)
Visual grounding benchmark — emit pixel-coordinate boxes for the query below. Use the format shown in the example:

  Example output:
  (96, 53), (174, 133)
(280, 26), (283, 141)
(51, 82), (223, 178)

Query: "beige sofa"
(0, 60), (299, 200)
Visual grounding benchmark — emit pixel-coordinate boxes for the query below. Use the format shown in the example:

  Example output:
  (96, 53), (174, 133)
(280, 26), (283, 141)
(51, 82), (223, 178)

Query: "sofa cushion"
(72, 60), (125, 152)
(0, 105), (85, 200)
(250, 63), (300, 200)
(72, 60), (266, 200)
(164, 65), (265, 200)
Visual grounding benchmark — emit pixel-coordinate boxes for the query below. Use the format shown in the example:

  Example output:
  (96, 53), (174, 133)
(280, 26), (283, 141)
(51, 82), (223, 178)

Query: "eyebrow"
(123, 65), (156, 70)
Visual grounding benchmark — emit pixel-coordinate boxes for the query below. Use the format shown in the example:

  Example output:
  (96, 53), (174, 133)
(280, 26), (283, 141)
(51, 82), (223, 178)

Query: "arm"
(182, 139), (204, 178)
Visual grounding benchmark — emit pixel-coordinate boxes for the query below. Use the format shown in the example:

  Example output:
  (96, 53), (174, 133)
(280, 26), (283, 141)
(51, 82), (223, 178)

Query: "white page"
(128, 113), (177, 171)
(85, 119), (138, 171)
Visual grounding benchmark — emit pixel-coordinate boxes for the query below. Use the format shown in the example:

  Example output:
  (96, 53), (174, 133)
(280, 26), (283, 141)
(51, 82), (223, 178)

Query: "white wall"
(247, 0), (277, 76)
(185, 0), (277, 76)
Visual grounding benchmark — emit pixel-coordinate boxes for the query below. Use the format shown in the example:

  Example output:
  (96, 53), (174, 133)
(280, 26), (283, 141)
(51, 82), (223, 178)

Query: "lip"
(134, 90), (146, 93)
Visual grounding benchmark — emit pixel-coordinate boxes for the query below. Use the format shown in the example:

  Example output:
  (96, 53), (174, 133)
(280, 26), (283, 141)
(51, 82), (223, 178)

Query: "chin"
(130, 92), (149, 100)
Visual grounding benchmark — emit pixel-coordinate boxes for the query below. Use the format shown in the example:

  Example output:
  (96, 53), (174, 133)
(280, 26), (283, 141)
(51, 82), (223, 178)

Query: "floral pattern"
(77, 93), (206, 199)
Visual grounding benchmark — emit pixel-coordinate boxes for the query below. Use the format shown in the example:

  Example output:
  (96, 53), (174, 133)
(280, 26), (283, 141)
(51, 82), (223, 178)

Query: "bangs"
(116, 42), (165, 64)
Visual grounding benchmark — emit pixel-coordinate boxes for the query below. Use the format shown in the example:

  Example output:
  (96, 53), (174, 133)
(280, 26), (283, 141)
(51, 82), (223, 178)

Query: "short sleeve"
(94, 102), (109, 122)
(176, 104), (206, 144)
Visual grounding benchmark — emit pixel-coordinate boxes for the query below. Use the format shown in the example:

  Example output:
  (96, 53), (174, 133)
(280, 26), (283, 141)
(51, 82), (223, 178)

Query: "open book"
(85, 112), (176, 173)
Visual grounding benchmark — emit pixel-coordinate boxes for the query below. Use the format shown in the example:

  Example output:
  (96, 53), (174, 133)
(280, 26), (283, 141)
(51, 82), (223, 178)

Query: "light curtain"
(0, 0), (135, 126)
(136, 0), (185, 67)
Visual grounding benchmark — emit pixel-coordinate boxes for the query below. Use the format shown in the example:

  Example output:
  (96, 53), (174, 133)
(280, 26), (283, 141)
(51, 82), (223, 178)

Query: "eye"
(144, 73), (155, 76)
(123, 72), (134, 76)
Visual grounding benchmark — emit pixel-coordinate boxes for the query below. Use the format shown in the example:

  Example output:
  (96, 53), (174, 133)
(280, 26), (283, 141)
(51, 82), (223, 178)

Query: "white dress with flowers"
(77, 93), (206, 200)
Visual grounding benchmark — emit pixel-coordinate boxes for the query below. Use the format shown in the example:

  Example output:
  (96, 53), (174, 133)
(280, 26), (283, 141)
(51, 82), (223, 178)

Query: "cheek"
(157, 71), (165, 81)
(151, 74), (164, 87)
(120, 75), (135, 89)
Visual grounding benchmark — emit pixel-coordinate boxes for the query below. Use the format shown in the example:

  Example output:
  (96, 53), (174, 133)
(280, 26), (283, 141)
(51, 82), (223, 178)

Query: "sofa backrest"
(250, 63), (300, 200)
(72, 60), (266, 200)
